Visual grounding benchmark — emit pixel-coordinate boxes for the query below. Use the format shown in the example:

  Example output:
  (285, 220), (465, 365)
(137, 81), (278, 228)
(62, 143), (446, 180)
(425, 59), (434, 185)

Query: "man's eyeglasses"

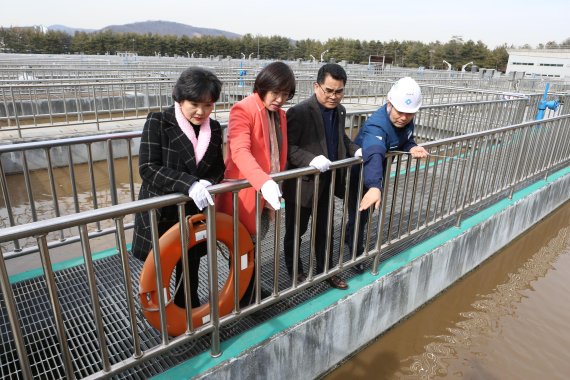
(317, 83), (344, 97)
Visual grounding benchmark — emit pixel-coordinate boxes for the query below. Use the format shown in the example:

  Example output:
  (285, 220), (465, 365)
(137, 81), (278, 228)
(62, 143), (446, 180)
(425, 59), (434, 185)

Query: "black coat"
(282, 95), (360, 208)
(131, 106), (225, 260)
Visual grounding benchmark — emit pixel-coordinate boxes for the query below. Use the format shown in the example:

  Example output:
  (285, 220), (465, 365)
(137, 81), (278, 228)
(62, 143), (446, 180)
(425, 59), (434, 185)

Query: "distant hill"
(100, 20), (241, 39)
(48, 24), (96, 34)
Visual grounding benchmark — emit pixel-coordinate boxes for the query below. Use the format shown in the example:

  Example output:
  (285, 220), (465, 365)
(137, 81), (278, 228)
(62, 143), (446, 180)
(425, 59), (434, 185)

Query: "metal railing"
(414, 98), (528, 140)
(0, 114), (569, 379)
(0, 98), (539, 257)
(2, 75), (545, 138)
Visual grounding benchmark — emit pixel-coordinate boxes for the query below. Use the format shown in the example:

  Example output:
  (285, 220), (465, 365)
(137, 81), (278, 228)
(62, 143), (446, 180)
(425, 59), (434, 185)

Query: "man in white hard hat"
(346, 77), (428, 272)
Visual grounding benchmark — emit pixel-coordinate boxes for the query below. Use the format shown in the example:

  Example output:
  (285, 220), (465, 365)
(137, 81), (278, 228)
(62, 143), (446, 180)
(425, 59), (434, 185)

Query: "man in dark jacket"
(346, 77), (428, 271)
(282, 63), (360, 289)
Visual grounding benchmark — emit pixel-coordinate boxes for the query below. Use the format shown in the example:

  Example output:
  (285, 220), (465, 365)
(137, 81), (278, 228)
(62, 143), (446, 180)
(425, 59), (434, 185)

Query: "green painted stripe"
(154, 165), (570, 380)
(8, 245), (128, 285)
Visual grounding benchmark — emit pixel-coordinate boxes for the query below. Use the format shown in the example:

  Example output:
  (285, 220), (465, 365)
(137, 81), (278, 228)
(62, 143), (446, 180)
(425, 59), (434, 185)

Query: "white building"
(506, 49), (570, 79)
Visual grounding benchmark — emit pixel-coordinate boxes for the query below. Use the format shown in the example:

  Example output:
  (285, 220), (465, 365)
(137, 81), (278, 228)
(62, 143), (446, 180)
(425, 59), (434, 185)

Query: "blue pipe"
(238, 61), (247, 87)
(536, 82), (560, 120)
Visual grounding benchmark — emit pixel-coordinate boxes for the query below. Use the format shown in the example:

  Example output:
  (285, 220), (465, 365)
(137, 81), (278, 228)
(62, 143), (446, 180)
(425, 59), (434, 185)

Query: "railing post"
(0, 160), (21, 251)
(0, 248), (33, 379)
(36, 235), (77, 379)
(9, 86), (23, 139)
(91, 85), (100, 131)
(113, 217), (143, 359)
(206, 203), (222, 357)
(78, 225), (111, 372)
(106, 139), (119, 205)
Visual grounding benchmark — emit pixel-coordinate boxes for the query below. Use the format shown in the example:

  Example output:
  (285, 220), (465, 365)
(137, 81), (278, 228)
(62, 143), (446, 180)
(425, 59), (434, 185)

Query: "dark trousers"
(284, 188), (334, 276)
(174, 241), (205, 308)
(346, 165), (369, 258)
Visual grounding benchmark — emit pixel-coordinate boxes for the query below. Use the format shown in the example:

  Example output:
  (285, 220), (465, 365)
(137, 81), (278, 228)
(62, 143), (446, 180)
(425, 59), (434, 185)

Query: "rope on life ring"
(139, 212), (254, 337)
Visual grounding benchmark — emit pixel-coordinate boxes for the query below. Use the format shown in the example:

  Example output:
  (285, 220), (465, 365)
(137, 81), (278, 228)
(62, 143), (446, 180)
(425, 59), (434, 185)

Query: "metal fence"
(0, 114), (569, 379)
(0, 97), (540, 257)
(3, 74), (560, 138)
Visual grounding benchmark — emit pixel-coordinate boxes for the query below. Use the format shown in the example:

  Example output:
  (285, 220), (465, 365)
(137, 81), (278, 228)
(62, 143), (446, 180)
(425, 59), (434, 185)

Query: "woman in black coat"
(131, 67), (225, 308)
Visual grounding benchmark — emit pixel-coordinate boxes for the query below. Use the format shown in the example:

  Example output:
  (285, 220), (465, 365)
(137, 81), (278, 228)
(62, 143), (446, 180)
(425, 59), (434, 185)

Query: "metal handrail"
(0, 114), (569, 379)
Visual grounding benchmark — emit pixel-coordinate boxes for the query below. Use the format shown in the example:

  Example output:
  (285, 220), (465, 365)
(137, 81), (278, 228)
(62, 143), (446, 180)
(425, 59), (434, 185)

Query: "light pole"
(320, 49), (329, 63)
(132, 38), (135, 53)
(429, 50), (434, 69)
(257, 35), (260, 59)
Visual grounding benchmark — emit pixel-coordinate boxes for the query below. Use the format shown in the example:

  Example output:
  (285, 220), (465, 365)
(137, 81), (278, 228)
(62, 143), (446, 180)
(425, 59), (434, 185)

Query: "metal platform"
(0, 146), (535, 379)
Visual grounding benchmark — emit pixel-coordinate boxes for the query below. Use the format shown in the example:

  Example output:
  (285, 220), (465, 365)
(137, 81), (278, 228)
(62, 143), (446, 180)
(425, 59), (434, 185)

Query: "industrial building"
(506, 48), (570, 79)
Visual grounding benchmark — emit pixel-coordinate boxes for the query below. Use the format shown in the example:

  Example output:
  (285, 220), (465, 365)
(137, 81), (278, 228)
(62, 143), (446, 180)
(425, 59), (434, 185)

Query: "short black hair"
(317, 63), (347, 85)
(172, 67), (222, 103)
(253, 61), (296, 100)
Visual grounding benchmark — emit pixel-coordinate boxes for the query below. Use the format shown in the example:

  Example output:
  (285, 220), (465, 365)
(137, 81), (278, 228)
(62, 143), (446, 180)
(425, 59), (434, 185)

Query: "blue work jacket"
(354, 104), (417, 189)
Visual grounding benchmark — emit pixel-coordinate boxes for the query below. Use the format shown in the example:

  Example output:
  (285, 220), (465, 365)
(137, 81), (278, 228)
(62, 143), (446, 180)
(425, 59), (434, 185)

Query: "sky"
(1, 0), (568, 49)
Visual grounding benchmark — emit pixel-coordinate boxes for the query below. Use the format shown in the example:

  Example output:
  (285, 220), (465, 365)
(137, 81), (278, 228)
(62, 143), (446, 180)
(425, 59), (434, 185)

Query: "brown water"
(324, 200), (570, 380)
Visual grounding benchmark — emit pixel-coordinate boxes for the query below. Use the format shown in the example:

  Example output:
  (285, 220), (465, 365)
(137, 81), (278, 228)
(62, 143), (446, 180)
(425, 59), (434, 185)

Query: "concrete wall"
(190, 169), (570, 380)
(1, 138), (141, 174)
(0, 94), (169, 118)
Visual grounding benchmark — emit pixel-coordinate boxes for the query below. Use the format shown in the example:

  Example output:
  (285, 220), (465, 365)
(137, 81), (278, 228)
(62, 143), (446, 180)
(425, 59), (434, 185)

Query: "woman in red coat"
(218, 62), (296, 237)
(218, 62), (295, 305)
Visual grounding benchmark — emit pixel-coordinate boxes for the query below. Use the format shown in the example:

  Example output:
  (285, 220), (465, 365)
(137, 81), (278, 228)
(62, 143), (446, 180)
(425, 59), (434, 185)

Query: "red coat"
(218, 93), (288, 235)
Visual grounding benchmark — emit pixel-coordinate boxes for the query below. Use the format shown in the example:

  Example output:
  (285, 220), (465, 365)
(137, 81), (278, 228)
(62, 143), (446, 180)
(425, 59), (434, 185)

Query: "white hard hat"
(387, 77), (422, 113)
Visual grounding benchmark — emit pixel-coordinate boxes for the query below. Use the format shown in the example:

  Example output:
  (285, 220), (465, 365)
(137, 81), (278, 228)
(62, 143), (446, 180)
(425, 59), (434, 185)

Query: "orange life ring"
(139, 212), (254, 336)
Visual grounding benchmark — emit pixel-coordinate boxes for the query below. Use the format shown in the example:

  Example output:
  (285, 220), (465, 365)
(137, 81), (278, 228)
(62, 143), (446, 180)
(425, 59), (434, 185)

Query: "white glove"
(354, 148), (362, 157)
(260, 179), (282, 210)
(309, 155), (331, 172)
(188, 181), (214, 210)
(198, 179), (212, 187)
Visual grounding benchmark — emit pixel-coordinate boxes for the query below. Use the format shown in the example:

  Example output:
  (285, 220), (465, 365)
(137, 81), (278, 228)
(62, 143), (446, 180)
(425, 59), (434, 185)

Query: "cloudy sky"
(1, 0), (568, 49)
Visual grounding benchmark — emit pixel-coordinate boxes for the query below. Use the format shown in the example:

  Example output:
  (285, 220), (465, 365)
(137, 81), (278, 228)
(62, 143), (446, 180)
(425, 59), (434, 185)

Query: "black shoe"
(326, 275), (348, 290)
(296, 272), (307, 284)
(354, 263), (365, 274)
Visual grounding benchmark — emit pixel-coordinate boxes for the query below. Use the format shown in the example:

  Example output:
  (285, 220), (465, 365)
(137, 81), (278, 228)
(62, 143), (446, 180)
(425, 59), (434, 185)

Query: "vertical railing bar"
(44, 148), (65, 241)
(407, 159), (421, 235)
(206, 203), (222, 357)
(0, 246), (33, 379)
(21, 151), (37, 222)
(232, 192), (243, 309)
(396, 156), (411, 238)
(106, 139), (119, 206)
(36, 234), (77, 379)
(386, 155), (400, 245)
(86, 143), (101, 231)
(78, 224), (111, 372)
(149, 208), (169, 344)
(324, 170), (336, 272)
(0, 159), (22, 251)
(127, 139), (136, 202)
(67, 146), (80, 214)
(254, 193), (262, 303)
(177, 203), (194, 333)
(292, 177), (303, 283)
(371, 157), (391, 275)
(439, 143), (454, 217)
(113, 217), (143, 359)
(424, 152), (439, 225)
(433, 145), (448, 220)
(91, 85), (100, 131)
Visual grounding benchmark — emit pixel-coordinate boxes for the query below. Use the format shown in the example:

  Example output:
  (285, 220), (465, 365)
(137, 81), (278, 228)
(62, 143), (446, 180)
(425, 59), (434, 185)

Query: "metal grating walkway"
(1, 153), (516, 379)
